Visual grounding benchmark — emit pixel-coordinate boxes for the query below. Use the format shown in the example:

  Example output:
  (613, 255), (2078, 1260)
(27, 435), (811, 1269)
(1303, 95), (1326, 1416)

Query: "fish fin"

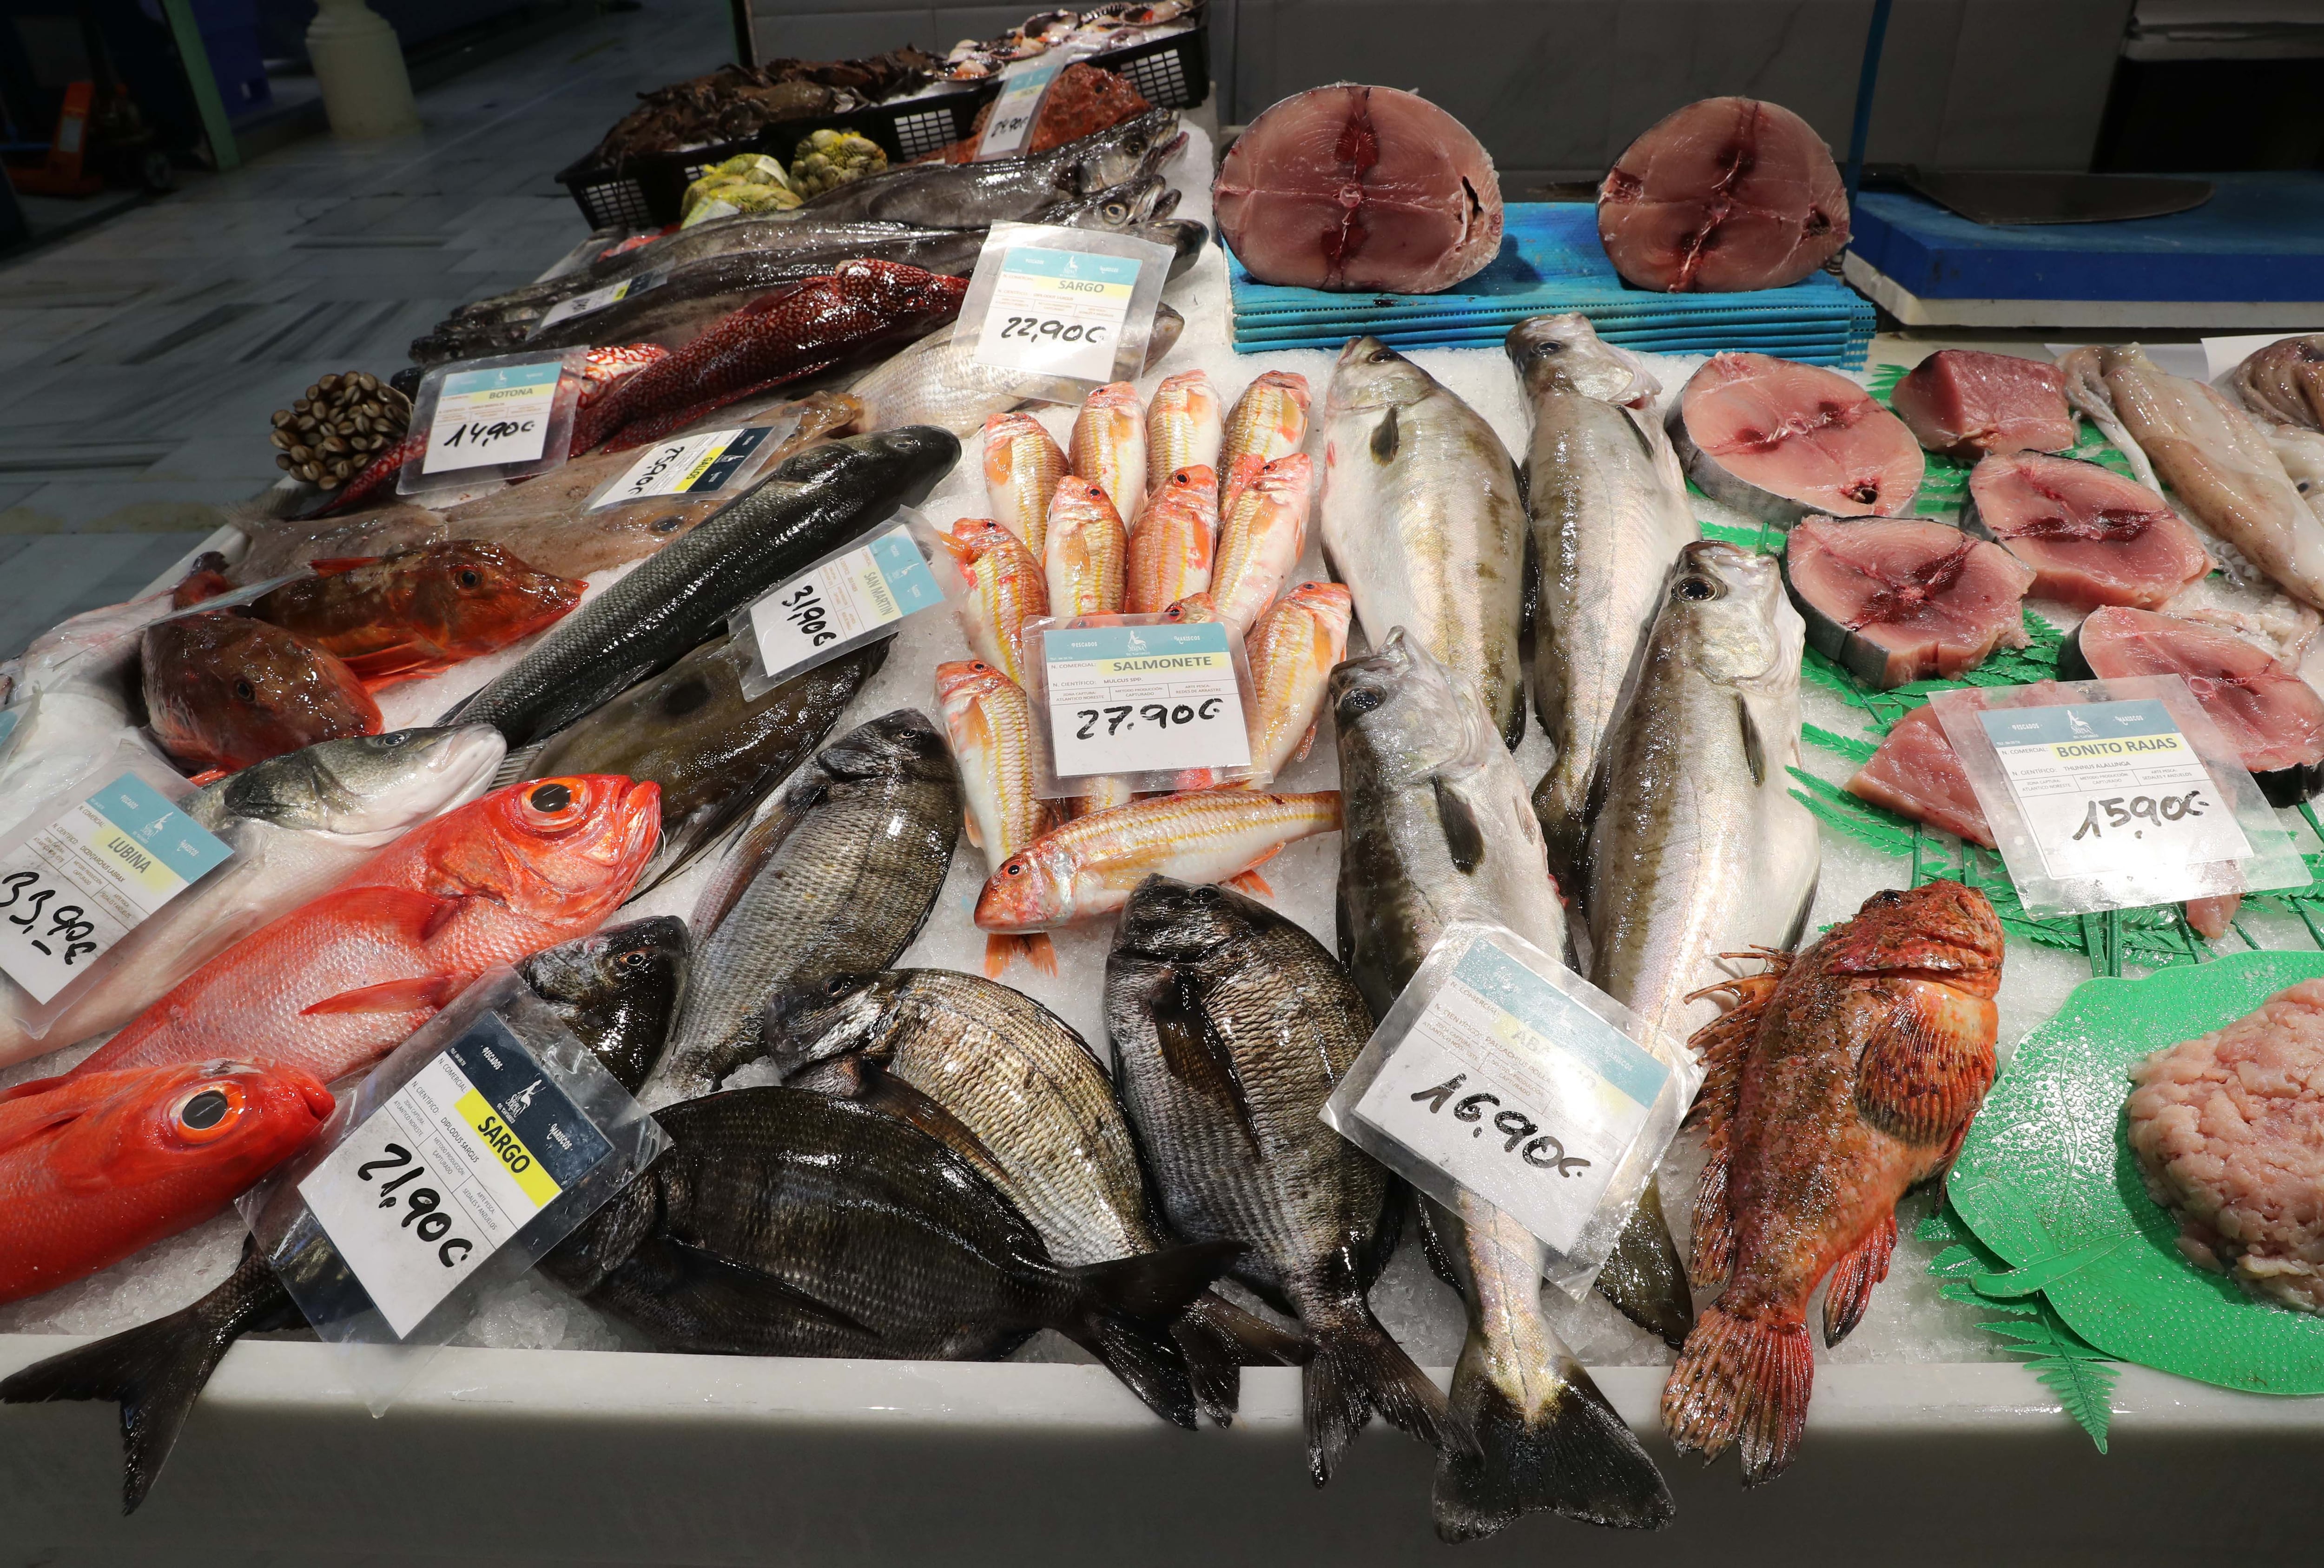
(960, 807), (983, 852)
(301, 973), (467, 1016)
(1433, 1327), (1675, 1540)
(1683, 961), (1786, 1140)
(1335, 889), (1356, 968)
(304, 556), (378, 575)
(339, 644), (443, 683)
(1852, 993), (1994, 1145)
(1306, 1300), (1475, 1485)
(691, 780), (825, 937)
(654, 1235), (884, 1341)
(1736, 693), (1766, 786)
(1416, 1202), (1465, 1295)
(1152, 968), (1261, 1151)
(0, 1243), (298, 1514)
(800, 1056), (1020, 1198)
(1058, 1240), (1243, 1430)
(1690, 1144), (1734, 1291)
(0, 1072), (71, 1105)
(184, 768), (228, 788)
(1591, 1180), (1694, 1348)
(1293, 720), (1317, 763)
(1170, 1292), (1309, 1427)
(0, 1089), (88, 1149)
(982, 932), (1056, 978)
(1224, 869), (1274, 898)
(1431, 774), (1487, 875)
(490, 741), (545, 791)
(1821, 1211), (1897, 1349)
(1369, 406), (1400, 463)
(314, 884), (467, 947)
(1660, 1304), (1814, 1486)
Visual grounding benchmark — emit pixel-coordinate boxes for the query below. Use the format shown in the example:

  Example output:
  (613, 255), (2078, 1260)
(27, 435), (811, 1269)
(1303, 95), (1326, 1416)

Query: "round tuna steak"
(1213, 83), (1502, 294)
(1669, 352), (1923, 525)
(1782, 515), (2034, 688)
(1961, 451), (2211, 611)
(1598, 97), (1849, 292)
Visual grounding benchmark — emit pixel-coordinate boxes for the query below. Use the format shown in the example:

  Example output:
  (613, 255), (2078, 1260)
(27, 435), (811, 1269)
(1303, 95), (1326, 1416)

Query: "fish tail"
(1660, 1303), (1814, 1487)
(1432, 1326), (1676, 1540)
(1304, 1303), (1473, 1486)
(1169, 1290), (1309, 1426)
(1591, 1179), (1695, 1348)
(981, 932), (1057, 978)
(0, 1245), (299, 1514)
(1058, 1239), (1243, 1430)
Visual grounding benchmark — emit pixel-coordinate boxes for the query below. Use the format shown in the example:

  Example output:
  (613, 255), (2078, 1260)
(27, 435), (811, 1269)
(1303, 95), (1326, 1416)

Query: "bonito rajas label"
(1979, 698), (2251, 880)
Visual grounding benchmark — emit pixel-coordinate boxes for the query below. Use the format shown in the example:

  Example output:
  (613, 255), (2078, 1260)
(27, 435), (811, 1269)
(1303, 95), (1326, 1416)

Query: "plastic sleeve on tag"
(399, 350), (587, 496)
(1020, 612), (1270, 797)
(584, 420), (792, 513)
(726, 509), (962, 702)
(948, 222), (1176, 407)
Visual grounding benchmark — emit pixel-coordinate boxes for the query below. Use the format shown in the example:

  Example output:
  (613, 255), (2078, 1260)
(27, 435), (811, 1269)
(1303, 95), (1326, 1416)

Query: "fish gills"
(984, 412), (1069, 560)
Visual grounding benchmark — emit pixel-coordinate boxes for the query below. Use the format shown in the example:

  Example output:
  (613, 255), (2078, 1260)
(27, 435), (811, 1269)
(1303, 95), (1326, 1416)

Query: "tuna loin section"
(1845, 701), (1994, 847)
(1597, 97), (1849, 292)
(2061, 605), (2324, 804)
(1213, 84), (1502, 294)
(1784, 517), (2034, 687)
(1670, 353), (1924, 525)
(1963, 451), (2211, 610)
(1891, 350), (2076, 458)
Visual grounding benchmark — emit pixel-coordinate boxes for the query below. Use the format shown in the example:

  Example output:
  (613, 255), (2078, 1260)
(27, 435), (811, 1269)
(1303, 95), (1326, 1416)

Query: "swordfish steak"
(1783, 517), (2034, 688)
(1962, 451), (2211, 610)
(1670, 353), (1923, 525)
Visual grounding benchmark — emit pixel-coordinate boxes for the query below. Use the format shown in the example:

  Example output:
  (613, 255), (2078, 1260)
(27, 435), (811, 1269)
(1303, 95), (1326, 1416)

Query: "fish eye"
(1103, 201), (1127, 222)
(1339, 687), (1383, 717)
(458, 569), (482, 589)
(528, 782), (574, 812)
(1676, 575), (1719, 602)
(1367, 348), (1396, 364)
(1005, 861), (1024, 876)
(233, 678), (255, 700)
(618, 948), (650, 970)
(825, 974), (853, 997)
(174, 1082), (246, 1142)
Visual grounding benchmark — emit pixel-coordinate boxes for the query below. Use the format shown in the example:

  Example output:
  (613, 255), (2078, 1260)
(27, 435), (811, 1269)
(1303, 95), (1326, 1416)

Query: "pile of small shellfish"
(270, 372), (411, 490)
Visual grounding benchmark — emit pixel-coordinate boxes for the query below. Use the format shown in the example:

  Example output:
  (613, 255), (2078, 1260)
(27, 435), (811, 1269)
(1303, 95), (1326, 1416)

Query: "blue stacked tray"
(1226, 202), (1878, 367)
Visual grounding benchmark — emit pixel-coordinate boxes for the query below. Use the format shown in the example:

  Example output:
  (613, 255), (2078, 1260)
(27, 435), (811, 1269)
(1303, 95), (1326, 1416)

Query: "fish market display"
(1505, 313), (1700, 876)
(572, 262), (969, 453)
(21, 776), (658, 1090)
(2232, 335), (2324, 431)
(1123, 464), (1216, 613)
(768, 967), (1303, 1421)
(1663, 882), (2004, 1483)
(2062, 345), (2324, 610)
(2060, 606), (2324, 804)
(1210, 453), (1313, 632)
(1320, 337), (1527, 746)
(984, 411), (1069, 559)
(2127, 980), (2324, 1314)
(654, 712), (959, 1101)
(1071, 382), (1148, 524)
(1043, 475), (1129, 617)
(1106, 877), (1460, 1479)
(0, 1061), (331, 1306)
(537, 1086), (1238, 1428)
(0, 726), (506, 1067)
(936, 659), (1055, 975)
(514, 915), (690, 1095)
(1218, 369), (1310, 519)
(141, 611), (382, 773)
(1670, 353), (1924, 524)
(1960, 451), (2211, 609)
(1242, 582), (1351, 781)
(243, 543), (581, 688)
(1145, 370), (1222, 495)
(1890, 350), (2076, 458)
(1843, 701), (1994, 845)
(1214, 84), (1503, 293)
(945, 519), (1047, 683)
(1597, 97), (1848, 293)
(1585, 541), (1819, 1345)
(939, 4), (1196, 79)
(918, 63), (1151, 163)
(975, 790), (1341, 933)
(523, 633), (887, 886)
(792, 108), (1184, 227)
(452, 427), (957, 747)
(579, 56), (929, 167)
(1782, 517), (2035, 688)
(269, 371), (409, 492)
(851, 303), (1184, 435)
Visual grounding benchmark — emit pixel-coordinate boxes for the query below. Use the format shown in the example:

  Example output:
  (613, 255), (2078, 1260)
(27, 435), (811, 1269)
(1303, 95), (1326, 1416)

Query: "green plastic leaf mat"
(1920, 1205), (2119, 1452)
(1948, 949), (2324, 1394)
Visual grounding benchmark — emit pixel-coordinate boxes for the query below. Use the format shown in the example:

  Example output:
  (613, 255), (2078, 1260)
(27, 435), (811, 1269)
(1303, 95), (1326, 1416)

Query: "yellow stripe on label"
(673, 438), (730, 491)
(1091, 650), (1230, 677)
(85, 824), (184, 897)
(454, 1088), (563, 1209)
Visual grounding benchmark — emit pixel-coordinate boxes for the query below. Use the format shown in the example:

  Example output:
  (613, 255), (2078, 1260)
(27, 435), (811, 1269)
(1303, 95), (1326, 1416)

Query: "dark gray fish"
(787, 109), (1184, 227)
(515, 914), (691, 1094)
(446, 427), (957, 747)
(537, 1085), (1240, 1427)
(649, 711), (960, 1102)
(520, 632), (886, 891)
(1105, 875), (1463, 1484)
(768, 967), (1307, 1424)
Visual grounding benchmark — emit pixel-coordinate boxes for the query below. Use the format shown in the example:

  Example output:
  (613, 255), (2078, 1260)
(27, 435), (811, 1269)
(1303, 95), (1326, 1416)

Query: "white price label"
(972, 246), (1143, 384)
(421, 361), (563, 474)
(1350, 939), (1669, 1255)
(590, 425), (772, 510)
(748, 527), (946, 682)
(976, 54), (1070, 159)
(298, 1018), (614, 1337)
(1042, 622), (1250, 778)
(0, 774), (230, 1005)
(1978, 698), (2251, 880)
(535, 269), (666, 331)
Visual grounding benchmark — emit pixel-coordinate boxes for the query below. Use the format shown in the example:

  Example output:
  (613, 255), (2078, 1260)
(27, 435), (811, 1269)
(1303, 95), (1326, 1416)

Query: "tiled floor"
(0, 0), (737, 661)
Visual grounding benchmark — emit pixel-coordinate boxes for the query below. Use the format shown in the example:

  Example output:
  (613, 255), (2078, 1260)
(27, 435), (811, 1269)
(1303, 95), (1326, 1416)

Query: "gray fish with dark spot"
(515, 914), (691, 1095)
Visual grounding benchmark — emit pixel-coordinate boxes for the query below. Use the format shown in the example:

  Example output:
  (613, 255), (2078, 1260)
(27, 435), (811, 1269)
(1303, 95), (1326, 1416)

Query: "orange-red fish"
(944, 518), (1047, 685)
(26, 776), (660, 1092)
(1070, 382), (1146, 523)
(1044, 476), (1127, 618)
(984, 412), (1069, 560)
(1242, 581), (1352, 779)
(1662, 881), (2004, 1484)
(1212, 453), (1314, 631)
(1219, 369), (1311, 520)
(140, 611), (381, 773)
(1146, 370), (1223, 496)
(0, 1061), (332, 1304)
(1124, 464), (1218, 613)
(1163, 593), (1220, 625)
(250, 542), (582, 690)
(936, 659), (1057, 977)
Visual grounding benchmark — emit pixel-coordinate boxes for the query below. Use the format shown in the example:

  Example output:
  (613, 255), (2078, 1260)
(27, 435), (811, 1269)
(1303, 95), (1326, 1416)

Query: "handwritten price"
(356, 1141), (476, 1270)
(995, 315), (1111, 346)
(1409, 1072), (1591, 1176)
(1073, 698), (1225, 740)
(0, 868), (96, 967)
(781, 581), (837, 649)
(438, 417), (537, 453)
(2072, 787), (2210, 842)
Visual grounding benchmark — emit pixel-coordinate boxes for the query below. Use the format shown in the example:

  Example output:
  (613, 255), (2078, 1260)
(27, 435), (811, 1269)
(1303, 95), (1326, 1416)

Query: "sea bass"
(936, 659), (1056, 976)
(247, 542), (581, 689)
(1663, 882), (2003, 1484)
(0, 726), (506, 1067)
(1211, 453), (1314, 632)
(1071, 382), (1147, 524)
(1505, 314), (1700, 877)
(1107, 876), (1459, 1481)
(27, 776), (659, 1089)
(1219, 369), (1311, 520)
(1146, 370), (1223, 496)
(984, 412), (1069, 560)
(944, 518), (1047, 684)
(1124, 464), (1217, 613)
(141, 611), (381, 773)
(1320, 338), (1527, 747)
(1584, 541), (1820, 1348)
(1242, 581), (1350, 781)
(651, 712), (960, 1103)
(851, 304), (1183, 436)
(1043, 475), (1128, 617)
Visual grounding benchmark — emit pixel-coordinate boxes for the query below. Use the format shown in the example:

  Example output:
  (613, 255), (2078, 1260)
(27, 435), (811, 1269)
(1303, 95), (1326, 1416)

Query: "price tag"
(0, 773), (230, 1005)
(1347, 938), (1669, 1255)
(1041, 621), (1251, 778)
(535, 269), (667, 332)
(976, 53), (1072, 159)
(972, 246), (1145, 384)
(297, 1016), (615, 1337)
(590, 426), (772, 510)
(420, 361), (564, 475)
(747, 526), (946, 682)
(1977, 697), (2251, 880)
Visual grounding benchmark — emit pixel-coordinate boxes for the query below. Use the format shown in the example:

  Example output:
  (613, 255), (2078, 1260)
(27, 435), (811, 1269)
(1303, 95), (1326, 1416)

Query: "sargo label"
(971, 246), (1145, 384)
(591, 425), (772, 509)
